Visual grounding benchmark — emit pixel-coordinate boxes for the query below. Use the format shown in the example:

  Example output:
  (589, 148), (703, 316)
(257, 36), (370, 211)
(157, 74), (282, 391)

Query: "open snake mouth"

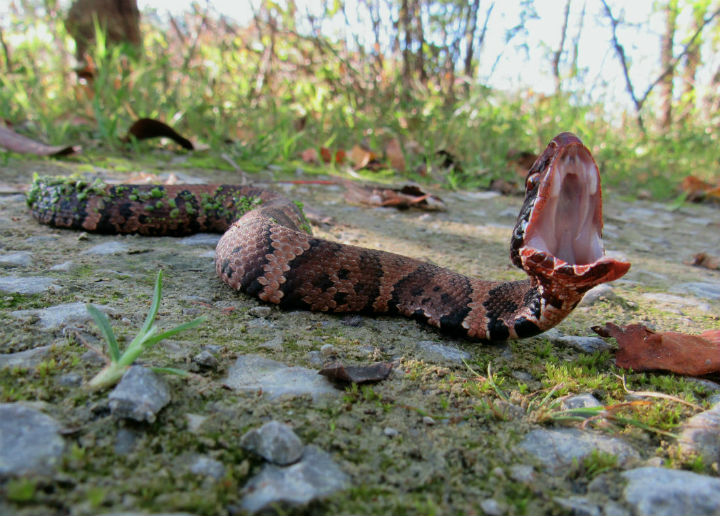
(525, 141), (602, 265)
(518, 133), (630, 289)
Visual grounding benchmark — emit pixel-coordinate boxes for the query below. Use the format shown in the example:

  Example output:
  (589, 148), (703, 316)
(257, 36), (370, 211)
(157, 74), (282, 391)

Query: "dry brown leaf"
(681, 175), (720, 203)
(593, 323), (720, 376)
(319, 360), (393, 384)
(320, 147), (333, 163)
(300, 148), (318, 164)
(124, 118), (193, 150)
(0, 125), (80, 156)
(686, 252), (720, 270)
(349, 144), (374, 169)
(384, 138), (406, 172)
(344, 182), (445, 211)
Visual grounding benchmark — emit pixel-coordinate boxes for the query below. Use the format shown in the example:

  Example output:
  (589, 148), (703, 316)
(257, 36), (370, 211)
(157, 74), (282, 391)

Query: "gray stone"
(57, 372), (83, 387)
(0, 251), (32, 267)
(240, 446), (348, 513)
(0, 403), (64, 476)
(82, 241), (129, 255)
(553, 496), (615, 516)
(678, 403), (720, 467)
(672, 282), (720, 300)
(11, 302), (107, 330)
(189, 455), (225, 480)
(561, 393), (602, 410)
(241, 421), (304, 465)
(108, 366), (171, 423)
(642, 292), (711, 312)
(384, 427), (399, 437)
(320, 343), (336, 357)
(223, 354), (337, 401)
(0, 275), (56, 294)
(192, 350), (219, 369)
(306, 350), (324, 366)
(248, 306), (272, 318)
(520, 428), (639, 473)
(549, 334), (612, 354)
(415, 341), (471, 364)
(579, 284), (618, 306)
(114, 428), (141, 455)
(0, 345), (51, 370)
(179, 233), (221, 246)
(50, 260), (76, 272)
(686, 378), (720, 394)
(259, 335), (284, 352)
(621, 467), (720, 516)
(509, 464), (535, 483)
(479, 498), (503, 516)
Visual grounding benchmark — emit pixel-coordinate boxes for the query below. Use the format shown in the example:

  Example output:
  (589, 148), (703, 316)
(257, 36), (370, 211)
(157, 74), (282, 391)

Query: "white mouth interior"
(525, 148), (604, 265)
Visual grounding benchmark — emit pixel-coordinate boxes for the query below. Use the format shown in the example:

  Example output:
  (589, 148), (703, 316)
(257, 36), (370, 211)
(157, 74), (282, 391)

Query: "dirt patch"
(1, 157), (719, 515)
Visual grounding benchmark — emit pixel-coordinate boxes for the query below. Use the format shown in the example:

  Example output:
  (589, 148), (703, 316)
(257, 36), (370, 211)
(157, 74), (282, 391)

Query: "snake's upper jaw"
(519, 134), (630, 291)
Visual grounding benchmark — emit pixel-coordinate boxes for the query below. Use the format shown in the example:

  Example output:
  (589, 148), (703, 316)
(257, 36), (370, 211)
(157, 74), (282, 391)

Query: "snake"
(27, 132), (630, 341)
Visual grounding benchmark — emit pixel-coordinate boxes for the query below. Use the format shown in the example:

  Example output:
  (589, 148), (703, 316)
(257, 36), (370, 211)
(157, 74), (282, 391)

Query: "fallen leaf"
(681, 175), (720, 203)
(593, 323), (720, 376)
(685, 252), (720, 270)
(385, 138), (406, 172)
(0, 124), (80, 156)
(335, 149), (346, 165)
(344, 182), (446, 211)
(320, 147), (332, 163)
(301, 147), (318, 164)
(319, 360), (393, 384)
(124, 118), (194, 150)
(348, 144), (385, 170)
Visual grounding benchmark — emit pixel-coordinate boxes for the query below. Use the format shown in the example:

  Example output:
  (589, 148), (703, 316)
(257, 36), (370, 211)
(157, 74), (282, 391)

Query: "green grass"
(85, 270), (205, 390)
(1, 7), (717, 198)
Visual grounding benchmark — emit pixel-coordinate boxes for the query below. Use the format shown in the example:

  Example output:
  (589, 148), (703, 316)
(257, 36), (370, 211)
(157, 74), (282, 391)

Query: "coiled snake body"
(28, 132), (630, 341)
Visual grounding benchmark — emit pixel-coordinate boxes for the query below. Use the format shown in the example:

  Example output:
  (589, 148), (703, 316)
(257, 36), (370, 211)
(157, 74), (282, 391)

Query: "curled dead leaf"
(124, 118), (194, 150)
(384, 138), (406, 172)
(301, 148), (318, 164)
(593, 322), (720, 376)
(344, 182), (445, 211)
(319, 360), (393, 384)
(0, 124), (80, 156)
(686, 252), (720, 270)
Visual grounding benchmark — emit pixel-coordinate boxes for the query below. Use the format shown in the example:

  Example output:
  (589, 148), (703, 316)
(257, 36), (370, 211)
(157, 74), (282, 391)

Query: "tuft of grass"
(85, 270), (205, 390)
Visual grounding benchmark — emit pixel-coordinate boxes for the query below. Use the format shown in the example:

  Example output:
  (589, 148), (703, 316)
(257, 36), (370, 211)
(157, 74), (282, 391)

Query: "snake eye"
(526, 173), (540, 190)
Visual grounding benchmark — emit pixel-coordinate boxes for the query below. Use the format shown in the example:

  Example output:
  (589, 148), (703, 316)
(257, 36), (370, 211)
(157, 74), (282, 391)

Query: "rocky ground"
(0, 157), (719, 515)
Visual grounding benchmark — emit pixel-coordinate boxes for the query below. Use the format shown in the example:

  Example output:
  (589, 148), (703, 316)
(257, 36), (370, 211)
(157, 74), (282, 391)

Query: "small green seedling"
(86, 270), (206, 390)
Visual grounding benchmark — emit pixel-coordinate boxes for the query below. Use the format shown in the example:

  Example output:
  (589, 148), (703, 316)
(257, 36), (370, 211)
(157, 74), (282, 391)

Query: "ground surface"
(0, 156), (719, 515)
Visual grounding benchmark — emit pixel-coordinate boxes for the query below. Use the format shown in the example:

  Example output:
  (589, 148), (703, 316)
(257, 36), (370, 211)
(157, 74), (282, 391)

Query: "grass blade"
(151, 366), (189, 377)
(141, 316), (206, 348)
(86, 304), (120, 361)
(139, 270), (164, 336)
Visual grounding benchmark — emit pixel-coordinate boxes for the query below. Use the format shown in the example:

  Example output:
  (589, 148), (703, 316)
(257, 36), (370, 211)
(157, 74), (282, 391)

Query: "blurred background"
(1, 0), (718, 198)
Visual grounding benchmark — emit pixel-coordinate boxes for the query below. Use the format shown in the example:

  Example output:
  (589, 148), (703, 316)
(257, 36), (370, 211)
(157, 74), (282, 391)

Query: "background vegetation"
(0, 0), (718, 198)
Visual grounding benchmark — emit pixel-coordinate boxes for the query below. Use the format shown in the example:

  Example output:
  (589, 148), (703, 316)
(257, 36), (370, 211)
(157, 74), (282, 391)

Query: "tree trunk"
(463, 0), (480, 78)
(552, 0), (571, 94)
(659, 0), (679, 130)
(680, 3), (707, 122)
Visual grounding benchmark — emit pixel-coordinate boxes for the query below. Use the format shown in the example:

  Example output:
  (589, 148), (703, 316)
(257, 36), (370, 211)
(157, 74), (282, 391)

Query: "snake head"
(510, 132), (630, 293)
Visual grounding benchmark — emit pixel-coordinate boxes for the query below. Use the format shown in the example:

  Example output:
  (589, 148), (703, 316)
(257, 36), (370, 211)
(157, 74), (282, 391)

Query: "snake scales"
(28, 132), (630, 341)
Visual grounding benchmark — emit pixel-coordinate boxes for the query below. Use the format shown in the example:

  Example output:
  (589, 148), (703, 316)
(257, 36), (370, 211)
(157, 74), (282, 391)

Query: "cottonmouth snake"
(28, 132), (630, 341)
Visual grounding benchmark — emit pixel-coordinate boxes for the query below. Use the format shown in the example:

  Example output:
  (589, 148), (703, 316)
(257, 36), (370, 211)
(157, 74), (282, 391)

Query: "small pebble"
(384, 427), (399, 437)
(320, 344), (336, 357)
(422, 416), (435, 426)
(249, 306), (272, 318)
(193, 350), (219, 369)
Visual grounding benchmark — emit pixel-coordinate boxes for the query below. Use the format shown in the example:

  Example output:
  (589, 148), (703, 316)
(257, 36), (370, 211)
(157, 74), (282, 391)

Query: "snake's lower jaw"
(519, 247), (631, 292)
